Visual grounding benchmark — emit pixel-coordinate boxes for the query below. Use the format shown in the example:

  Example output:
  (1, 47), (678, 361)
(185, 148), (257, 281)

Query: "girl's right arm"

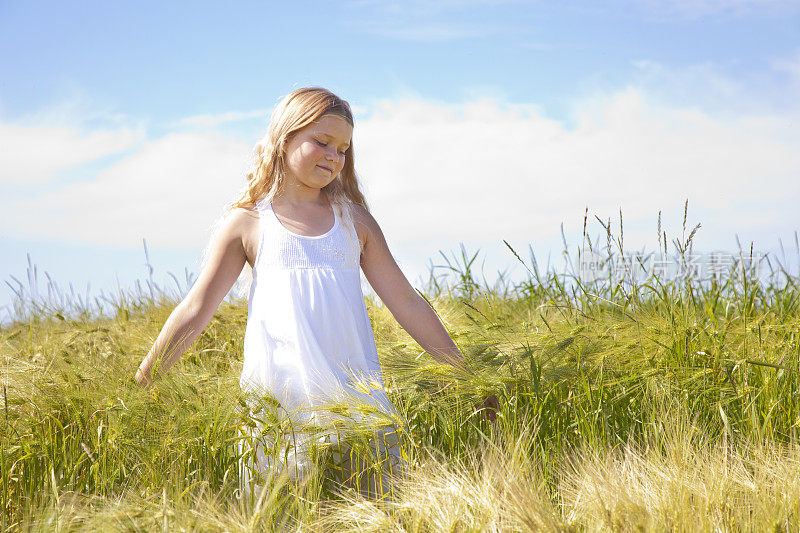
(134, 209), (252, 387)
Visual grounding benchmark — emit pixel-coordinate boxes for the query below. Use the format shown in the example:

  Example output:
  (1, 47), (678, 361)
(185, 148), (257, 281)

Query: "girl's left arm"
(354, 207), (466, 371)
(353, 206), (500, 422)
(355, 207), (500, 421)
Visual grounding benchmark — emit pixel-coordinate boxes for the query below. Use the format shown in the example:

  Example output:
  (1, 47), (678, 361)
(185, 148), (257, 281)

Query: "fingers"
(474, 395), (499, 423)
(483, 395), (498, 422)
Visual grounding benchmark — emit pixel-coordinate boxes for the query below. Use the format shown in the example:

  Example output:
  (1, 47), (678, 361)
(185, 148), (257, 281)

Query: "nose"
(325, 148), (340, 163)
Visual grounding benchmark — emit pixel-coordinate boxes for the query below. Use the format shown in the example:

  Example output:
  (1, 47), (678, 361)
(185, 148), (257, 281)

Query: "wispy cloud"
(609, 0), (800, 19)
(771, 48), (800, 88)
(0, 119), (142, 186)
(344, 0), (527, 41)
(3, 54), (798, 260)
(629, 51), (800, 116)
(3, 131), (251, 248)
(346, 0), (528, 18)
(356, 22), (484, 42)
(170, 109), (269, 129)
(0, 94), (145, 186)
(356, 89), (799, 253)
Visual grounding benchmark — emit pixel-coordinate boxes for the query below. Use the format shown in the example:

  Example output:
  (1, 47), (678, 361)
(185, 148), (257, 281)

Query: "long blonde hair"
(231, 86), (369, 212)
(216, 87), (369, 301)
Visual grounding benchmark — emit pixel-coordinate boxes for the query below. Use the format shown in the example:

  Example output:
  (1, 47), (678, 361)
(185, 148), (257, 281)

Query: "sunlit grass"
(2, 210), (800, 530)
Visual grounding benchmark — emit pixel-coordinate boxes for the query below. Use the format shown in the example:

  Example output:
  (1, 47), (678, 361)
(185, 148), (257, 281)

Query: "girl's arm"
(353, 206), (466, 370)
(354, 206), (499, 421)
(134, 209), (251, 387)
(355, 207), (499, 420)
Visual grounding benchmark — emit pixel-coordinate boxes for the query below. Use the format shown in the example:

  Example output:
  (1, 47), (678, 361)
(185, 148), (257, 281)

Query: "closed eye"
(315, 139), (347, 156)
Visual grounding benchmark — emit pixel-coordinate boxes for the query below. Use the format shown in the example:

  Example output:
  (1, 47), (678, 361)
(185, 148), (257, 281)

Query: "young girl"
(134, 86), (498, 498)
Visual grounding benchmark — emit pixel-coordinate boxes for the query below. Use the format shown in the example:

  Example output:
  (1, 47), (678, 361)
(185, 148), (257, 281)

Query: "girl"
(134, 86), (498, 498)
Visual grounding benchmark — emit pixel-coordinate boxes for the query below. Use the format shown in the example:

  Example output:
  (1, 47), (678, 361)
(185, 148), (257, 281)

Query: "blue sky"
(1, 0), (799, 321)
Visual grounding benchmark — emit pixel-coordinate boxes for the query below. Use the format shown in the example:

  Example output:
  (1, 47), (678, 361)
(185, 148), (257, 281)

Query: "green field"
(3, 220), (800, 531)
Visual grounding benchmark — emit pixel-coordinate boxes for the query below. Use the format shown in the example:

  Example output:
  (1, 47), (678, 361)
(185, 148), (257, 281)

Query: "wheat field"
(2, 215), (800, 531)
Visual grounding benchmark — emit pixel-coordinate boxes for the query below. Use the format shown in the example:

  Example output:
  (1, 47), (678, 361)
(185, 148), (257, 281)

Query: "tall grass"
(2, 210), (800, 531)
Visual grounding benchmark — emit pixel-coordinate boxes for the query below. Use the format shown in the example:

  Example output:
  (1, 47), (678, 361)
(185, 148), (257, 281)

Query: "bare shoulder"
(349, 203), (414, 310)
(227, 205), (259, 226)
(181, 206), (256, 319)
(222, 206), (260, 267)
(214, 206), (257, 238)
(348, 203), (382, 246)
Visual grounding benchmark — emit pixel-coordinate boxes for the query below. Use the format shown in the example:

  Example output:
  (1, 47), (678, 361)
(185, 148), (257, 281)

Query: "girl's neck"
(274, 185), (330, 207)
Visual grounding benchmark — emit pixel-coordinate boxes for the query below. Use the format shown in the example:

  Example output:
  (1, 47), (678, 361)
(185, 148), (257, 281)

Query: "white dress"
(238, 197), (402, 491)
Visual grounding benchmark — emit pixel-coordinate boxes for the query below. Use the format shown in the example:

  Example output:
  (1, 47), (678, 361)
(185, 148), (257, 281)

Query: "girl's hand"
(476, 394), (500, 423)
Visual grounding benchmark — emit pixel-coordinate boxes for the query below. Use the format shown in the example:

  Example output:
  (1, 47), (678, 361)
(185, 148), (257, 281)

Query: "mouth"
(317, 165), (333, 173)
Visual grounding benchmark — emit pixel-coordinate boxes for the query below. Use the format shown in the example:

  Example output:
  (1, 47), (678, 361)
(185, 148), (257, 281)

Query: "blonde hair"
(231, 86), (369, 212)
(215, 87), (369, 301)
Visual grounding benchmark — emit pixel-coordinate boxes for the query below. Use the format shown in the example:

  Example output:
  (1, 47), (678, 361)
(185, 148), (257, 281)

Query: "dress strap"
(255, 196), (271, 213)
(336, 201), (363, 260)
(251, 196), (361, 266)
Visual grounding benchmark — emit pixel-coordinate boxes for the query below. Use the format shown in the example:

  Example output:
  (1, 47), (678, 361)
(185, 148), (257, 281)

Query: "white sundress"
(238, 197), (404, 494)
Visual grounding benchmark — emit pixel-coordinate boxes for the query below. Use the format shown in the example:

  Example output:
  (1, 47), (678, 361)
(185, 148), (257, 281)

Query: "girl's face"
(283, 114), (353, 193)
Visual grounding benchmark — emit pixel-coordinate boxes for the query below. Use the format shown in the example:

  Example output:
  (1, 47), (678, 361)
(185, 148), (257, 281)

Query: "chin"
(306, 180), (331, 190)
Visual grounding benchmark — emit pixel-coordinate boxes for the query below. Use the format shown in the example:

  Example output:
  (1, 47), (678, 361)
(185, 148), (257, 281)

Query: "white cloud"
(355, 79), (800, 284)
(0, 93), (146, 186)
(3, 60), (798, 275)
(629, 58), (800, 115)
(344, 0), (524, 41)
(4, 131), (252, 247)
(346, 0), (526, 18)
(170, 109), (269, 129)
(771, 49), (800, 89)
(601, 0), (800, 19)
(354, 90), (799, 256)
(0, 122), (142, 185)
(360, 23), (483, 42)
